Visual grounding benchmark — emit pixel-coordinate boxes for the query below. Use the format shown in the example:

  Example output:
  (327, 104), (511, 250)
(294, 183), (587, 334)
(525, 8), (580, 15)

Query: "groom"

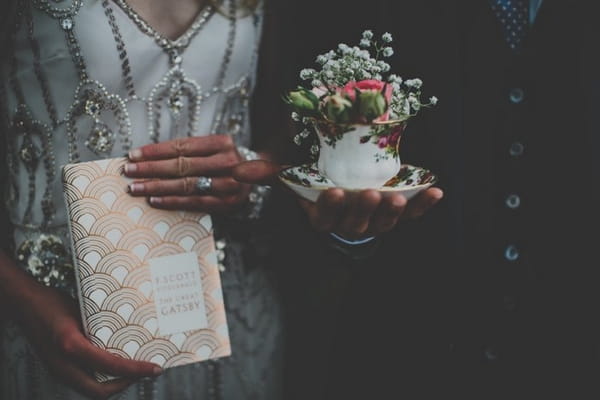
(243, 0), (599, 398)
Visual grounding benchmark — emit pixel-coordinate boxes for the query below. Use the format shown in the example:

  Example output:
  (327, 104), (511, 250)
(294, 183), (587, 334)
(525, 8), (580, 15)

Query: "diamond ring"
(195, 176), (212, 194)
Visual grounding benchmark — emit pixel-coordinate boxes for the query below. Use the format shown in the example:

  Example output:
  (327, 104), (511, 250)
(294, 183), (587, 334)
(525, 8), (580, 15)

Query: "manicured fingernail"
(129, 183), (144, 193)
(149, 196), (162, 205)
(129, 149), (143, 161)
(152, 366), (163, 376)
(124, 163), (137, 174)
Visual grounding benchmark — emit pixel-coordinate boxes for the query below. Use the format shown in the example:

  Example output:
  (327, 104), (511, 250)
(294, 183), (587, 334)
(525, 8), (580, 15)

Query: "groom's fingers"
(368, 194), (407, 234)
(232, 160), (285, 186)
(400, 188), (444, 220)
(310, 188), (345, 231)
(337, 190), (381, 238)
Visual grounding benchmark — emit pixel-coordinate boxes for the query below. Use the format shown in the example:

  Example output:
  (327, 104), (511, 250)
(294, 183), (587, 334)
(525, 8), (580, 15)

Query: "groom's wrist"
(329, 232), (376, 245)
(327, 232), (379, 261)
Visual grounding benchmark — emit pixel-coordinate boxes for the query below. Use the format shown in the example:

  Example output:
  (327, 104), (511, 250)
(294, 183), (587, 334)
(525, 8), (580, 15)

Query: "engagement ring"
(195, 176), (212, 194)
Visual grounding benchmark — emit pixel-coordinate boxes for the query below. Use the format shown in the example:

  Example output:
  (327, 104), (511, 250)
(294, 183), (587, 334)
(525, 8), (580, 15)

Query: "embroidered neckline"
(111, 0), (216, 53)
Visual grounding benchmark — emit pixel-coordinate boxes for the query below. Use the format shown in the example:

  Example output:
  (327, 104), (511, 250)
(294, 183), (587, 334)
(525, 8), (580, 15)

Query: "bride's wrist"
(0, 250), (45, 322)
(236, 146), (272, 220)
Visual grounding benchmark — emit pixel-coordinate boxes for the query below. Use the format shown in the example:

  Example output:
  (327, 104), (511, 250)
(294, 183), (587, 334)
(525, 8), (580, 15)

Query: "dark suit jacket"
(253, 1), (599, 399)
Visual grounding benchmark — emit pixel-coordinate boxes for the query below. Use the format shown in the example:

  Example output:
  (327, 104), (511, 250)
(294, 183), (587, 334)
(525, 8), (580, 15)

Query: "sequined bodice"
(1, 0), (263, 288)
(0, 4), (283, 399)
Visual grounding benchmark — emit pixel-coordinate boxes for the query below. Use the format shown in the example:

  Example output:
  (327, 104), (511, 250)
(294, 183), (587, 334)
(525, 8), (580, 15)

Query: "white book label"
(149, 252), (209, 335)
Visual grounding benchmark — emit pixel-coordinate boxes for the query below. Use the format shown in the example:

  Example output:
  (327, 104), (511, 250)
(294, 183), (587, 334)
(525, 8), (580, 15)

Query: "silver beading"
(3, 0), (261, 285)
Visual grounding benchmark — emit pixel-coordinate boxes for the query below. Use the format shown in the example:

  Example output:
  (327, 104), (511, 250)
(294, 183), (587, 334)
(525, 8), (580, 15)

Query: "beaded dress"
(0, 1), (283, 399)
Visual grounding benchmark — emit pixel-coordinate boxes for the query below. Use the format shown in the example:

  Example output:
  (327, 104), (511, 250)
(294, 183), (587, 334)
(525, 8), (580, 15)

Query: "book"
(62, 157), (231, 381)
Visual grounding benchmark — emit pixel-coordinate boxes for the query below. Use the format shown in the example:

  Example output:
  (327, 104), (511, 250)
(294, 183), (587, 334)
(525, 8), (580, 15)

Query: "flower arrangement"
(284, 30), (438, 154)
(282, 30), (438, 189)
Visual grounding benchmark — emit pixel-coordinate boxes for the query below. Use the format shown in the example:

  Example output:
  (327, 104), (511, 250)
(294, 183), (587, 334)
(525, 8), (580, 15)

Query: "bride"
(0, 0), (442, 398)
(0, 0), (283, 399)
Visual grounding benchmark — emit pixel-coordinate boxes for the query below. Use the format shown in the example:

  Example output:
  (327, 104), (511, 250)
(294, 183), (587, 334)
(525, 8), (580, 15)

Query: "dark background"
(252, 1), (600, 399)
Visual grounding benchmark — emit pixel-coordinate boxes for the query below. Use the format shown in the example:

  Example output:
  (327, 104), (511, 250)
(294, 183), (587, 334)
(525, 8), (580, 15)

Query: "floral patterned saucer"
(279, 163), (437, 202)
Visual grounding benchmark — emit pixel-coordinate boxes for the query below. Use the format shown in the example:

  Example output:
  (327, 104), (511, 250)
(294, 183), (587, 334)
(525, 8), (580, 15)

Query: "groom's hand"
(233, 160), (443, 239)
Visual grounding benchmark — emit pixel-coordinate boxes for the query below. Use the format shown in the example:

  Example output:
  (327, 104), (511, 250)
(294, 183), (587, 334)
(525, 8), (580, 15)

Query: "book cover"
(62, 157), (231, 381)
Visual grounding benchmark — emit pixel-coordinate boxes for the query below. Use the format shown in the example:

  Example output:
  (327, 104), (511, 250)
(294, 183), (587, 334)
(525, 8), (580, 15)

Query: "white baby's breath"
(300, 68), (316, 80)
(388, 74), (403, 84)
(338, 43), (350, 54)
(288, 28), (438, 144)
(300, 128), (311, 138)
(325, 59), (339, 69)
(405, 78), (423, 89)
(378, 61), (391, 72)
(316, 54), (328, 65)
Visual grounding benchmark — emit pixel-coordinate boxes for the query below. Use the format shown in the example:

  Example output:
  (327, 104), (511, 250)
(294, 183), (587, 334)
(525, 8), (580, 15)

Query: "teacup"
(314, 120), (405, 189)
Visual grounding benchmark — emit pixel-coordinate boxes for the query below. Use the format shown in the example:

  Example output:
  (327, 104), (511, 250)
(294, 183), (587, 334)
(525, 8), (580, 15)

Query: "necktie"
(490, 0), (529, 50)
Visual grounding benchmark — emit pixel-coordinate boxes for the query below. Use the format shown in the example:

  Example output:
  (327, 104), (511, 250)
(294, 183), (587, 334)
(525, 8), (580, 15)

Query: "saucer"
(278, 163), (437, 203)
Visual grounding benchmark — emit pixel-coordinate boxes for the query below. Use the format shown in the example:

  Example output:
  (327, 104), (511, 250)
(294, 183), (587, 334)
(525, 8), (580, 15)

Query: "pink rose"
(342, 80), (394, 121)
(342, 80), (393, 101)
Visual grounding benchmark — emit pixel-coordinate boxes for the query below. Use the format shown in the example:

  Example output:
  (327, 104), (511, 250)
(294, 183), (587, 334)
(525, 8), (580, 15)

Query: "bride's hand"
(5, 266), (162, 399)
(233, 160), (443, 239)
(125, 135), (251, 213)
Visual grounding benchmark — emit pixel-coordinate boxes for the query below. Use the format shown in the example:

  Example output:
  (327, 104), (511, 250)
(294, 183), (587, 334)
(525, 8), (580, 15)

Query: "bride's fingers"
(43, 344), (137, 400)
(57, 360), (134, 400)
(128, 177), (242, 197)
(128, 135), (234, 161)
(68, 337), (161, 379)
(52, 318), (161, 380)
(233, 160), (286, 186)
(124, 152), (239, 179)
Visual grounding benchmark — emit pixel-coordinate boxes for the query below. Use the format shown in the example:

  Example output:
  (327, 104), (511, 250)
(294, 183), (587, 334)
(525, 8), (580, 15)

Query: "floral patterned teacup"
(315, 120), (405, 189)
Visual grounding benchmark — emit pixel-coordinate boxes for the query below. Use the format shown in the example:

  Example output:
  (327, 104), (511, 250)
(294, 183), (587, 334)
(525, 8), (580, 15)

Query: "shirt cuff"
(329, 233), (376, 246)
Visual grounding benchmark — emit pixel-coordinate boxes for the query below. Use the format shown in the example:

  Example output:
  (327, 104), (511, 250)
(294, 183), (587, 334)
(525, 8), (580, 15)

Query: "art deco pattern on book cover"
(62, 157), (230, 378)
